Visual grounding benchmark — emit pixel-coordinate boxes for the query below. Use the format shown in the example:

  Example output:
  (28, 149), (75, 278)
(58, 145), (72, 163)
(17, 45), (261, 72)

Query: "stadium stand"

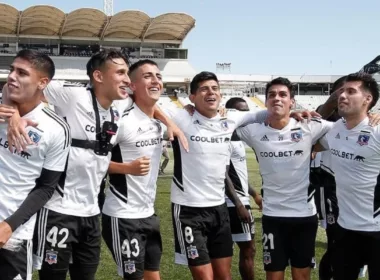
(0, 3), (379, 113)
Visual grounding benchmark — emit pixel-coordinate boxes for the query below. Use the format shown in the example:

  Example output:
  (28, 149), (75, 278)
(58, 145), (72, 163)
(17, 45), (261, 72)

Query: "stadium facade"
(0, 3), (379, 112)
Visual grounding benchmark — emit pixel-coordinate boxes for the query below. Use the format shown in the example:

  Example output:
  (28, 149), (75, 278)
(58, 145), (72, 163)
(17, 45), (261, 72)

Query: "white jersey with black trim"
(42, 81), (131, 217)
(320, 151), (334, 175)
(226, 141), (250, 207)
(0, 103), (70, 240)
(162, 107), (267, 208)
(102, 104), (163, 219)
(319, 118), (380, 232)
(237, 118), (332, 217)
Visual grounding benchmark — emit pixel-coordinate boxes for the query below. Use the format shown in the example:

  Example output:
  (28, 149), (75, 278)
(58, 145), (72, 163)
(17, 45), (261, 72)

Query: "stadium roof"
(0, 4), (196, 41)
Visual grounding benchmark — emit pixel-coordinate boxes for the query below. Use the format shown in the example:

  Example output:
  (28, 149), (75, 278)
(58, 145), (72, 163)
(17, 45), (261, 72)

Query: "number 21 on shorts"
(262, 233), (274, 250)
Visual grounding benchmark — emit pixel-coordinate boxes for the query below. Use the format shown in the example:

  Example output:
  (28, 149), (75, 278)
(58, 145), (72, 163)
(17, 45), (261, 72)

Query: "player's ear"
(189, 93), (195, 103)
(364, 93), (373, 106)
(38, 77), (49, 91)
(129, 82), (136, 92)
(290, 97), (295, 110)
(92, 70), (103, 84)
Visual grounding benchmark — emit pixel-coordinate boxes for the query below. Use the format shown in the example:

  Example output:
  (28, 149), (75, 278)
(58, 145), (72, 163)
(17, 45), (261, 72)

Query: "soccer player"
(159, 140), (170, 174)
(225, 97), (263, 280)
(162, 72), (313, 280)
(233, 77), (333, 280)
(317, 73), (380, 280)
(3, 50), (186, 280)
(313, 76), (346, 280)
(102, 59), (165, 280)
(0, 50), (70, 280)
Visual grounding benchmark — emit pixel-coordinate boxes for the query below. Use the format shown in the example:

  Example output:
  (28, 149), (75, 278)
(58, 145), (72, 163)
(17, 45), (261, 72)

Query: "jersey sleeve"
(228, 109), (268, 128)
(318, 134), (330, 150)
(236, 125), (256, 147)
(160, 106), (182, 124)
(43, 124), (71, 171)
(310, 119), (334, 145)
(43, 81), (78, 109)
(113, 98), (133, 114)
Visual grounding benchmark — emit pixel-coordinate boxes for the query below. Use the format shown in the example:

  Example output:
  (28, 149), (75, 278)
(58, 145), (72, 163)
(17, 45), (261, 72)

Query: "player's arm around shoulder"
(43, 80), (84, 108)
(0, 116), (71, 247)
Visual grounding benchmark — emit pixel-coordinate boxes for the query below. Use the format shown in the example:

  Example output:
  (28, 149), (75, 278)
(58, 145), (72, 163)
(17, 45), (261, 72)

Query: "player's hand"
(254, 194), (263, 211)
(0, 104), (16, 122)
(127, 156), (150, 176)
(184, 104), (195, 116)
(0, 221), (13, 248)
(166, 123), (189, 152)
(368, 112), (380, 126)
(7, 112), (38, 153)
(290, 110), (321, 122)
(218, 106), (227, 117)
(236, 204), (251, 223)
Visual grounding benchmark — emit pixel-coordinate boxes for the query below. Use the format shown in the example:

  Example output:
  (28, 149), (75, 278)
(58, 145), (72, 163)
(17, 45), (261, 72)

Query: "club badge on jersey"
(291, 129), (303, 142)
(220, 120), (229, 131)
(187, 245), (199, 259)
(45, 249), (58, 265)
(357, 133), (370, 146)
(124, 260), (136, 274)
(28, 129), (42, 145)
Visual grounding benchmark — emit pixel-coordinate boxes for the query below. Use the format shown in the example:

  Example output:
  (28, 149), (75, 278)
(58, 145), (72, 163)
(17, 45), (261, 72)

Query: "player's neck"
(344, 112), (368, 130)
(94, 90), (112, 110)
(17, 99), (41, 117)
(195, 108), (218, 119)
(135, 99), (155, 118)
(268, 116), (290, 130)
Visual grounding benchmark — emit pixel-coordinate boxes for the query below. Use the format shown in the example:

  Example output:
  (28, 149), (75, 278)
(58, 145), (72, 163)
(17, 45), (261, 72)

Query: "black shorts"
(228, 205), (254, 242)
(172, 203), (233, 266)
(0, 239), (32, 280)
(262, 215), (318, 271)
(102, 213), (163, 280)
(33, 207), (101, 272)
(332, 225), (380, 280)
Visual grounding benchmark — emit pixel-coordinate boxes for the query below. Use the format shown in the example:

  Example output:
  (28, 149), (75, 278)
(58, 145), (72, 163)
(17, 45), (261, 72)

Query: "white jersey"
(320, 118), (380, 232)
(226, 141), (250, 207)
(102, 104), (163, 219)
(163, 107), (267, 207)
(237, 118), (332, 217)
(0, 103), (70, 239)
(42, 81), (131, 217)
(320, 150), (334, 175)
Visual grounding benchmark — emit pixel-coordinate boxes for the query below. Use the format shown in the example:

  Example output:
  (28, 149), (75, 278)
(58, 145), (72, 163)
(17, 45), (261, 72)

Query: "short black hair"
(190, 71), (219, 94)
(265, 77), (294, 99)
(128, 59), (158, 76)
(86, 49), (130, 81)
(225, 97), (246, 109)
(345, 72), (379, 110)
(15, 49), (55, 80)
(331, 75), (347, 94)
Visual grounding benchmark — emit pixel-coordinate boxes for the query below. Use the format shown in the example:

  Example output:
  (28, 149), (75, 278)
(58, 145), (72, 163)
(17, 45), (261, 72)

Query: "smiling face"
(130, 63), (163, 105)
(93, 58), (130, 101)
(189, 79), (221, 118)
(265, 84), (294, 118)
